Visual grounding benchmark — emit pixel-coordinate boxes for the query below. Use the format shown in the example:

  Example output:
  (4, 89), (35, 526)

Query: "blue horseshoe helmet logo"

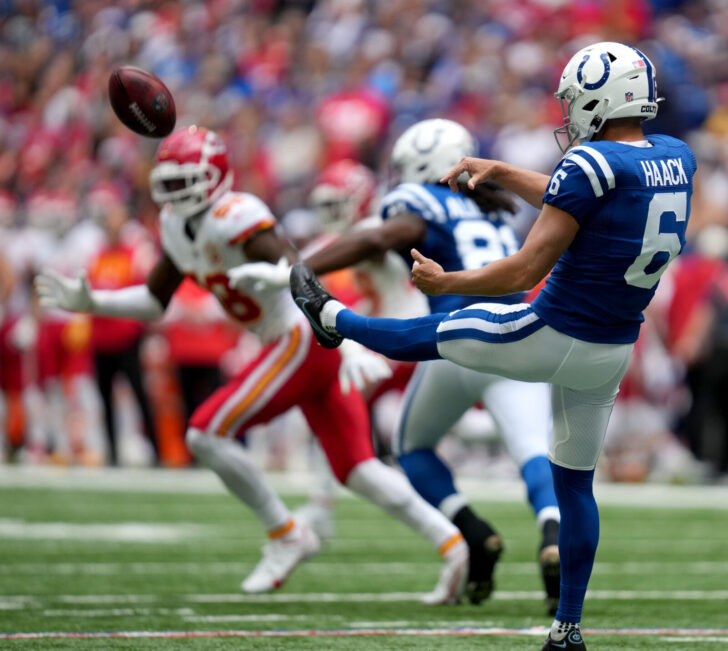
(576, 53), (611, 90)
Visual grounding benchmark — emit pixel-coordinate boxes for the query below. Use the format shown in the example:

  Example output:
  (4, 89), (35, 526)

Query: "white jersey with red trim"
(352, 215), (428, 319)
(302, 216), (428, 319)
(160, 191), (303, 343)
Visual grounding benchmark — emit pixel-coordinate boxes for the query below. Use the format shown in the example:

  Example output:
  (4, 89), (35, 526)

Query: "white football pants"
(435, 303), (633, 470)
(393, 359), (552, 469)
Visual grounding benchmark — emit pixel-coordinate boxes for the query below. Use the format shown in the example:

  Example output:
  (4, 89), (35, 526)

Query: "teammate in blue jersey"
(233, 118), (561, 610)
(291, 42), (695, 650)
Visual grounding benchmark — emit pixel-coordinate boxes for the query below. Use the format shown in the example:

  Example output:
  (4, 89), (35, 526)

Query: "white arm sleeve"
(91, 285), (165, 321)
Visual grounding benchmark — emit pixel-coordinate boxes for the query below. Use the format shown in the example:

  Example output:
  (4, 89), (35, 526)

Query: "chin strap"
(585, 98), (610, 142)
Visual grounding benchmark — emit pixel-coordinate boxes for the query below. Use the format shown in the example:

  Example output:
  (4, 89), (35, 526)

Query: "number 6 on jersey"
(624, 191), (687, 290)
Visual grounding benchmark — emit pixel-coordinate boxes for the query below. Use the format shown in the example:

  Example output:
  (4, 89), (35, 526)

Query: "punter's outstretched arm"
(441, 157), (550, 209)
(35, 252), (183, 320)
(411, 204), (579, 297)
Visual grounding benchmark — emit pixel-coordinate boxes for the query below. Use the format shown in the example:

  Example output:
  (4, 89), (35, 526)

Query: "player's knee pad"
(185, 427), (218, 463)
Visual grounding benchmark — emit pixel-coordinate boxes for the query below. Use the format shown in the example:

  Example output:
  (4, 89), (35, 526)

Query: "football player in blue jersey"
(232, 118), (561, 611)
(290, 42), (695, 650)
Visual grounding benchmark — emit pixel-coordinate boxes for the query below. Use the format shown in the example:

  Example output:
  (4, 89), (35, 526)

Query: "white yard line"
(0, 466), (726, 509)
(2, 590), (727, 607)
(662, 637), (728, 644)
(43, 608), (195, 617)
(3, 560), (728, 576)
(1, 627), (727, 640)
(0, 519), (206, 543)
(183, 614), (311, 623)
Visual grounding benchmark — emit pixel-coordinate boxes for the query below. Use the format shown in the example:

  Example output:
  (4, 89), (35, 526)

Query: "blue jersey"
(381, 183), (523, 313)
(533, 135), (696, 344)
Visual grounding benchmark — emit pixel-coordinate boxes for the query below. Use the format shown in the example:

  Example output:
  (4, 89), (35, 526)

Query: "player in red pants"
(35, 126), (468, 601)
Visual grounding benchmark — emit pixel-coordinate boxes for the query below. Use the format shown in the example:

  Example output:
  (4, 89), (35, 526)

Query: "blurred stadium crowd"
(0, 0), (727, 482)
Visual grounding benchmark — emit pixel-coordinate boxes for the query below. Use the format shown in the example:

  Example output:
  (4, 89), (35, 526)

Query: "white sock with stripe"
(345, 458), (460, 550)
(186, 428), (291, 532)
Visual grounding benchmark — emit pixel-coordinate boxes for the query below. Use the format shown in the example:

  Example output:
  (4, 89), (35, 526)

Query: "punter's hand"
(228, 257), (291, 294)
(440, 157), (501, 193)
(338, 339), (393, 394)
(411, 249), (448, 296)
(34, 269), (93, 312)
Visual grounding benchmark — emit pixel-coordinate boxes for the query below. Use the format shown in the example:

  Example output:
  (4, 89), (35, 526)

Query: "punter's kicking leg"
(291, 263), (633, 643)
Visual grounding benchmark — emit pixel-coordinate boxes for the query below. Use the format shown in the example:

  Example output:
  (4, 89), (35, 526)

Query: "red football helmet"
(309, 159), (377, 233)
(150, 126), (233, 218)
(26, 189), (77, 234)
(85, 181), (125, 223)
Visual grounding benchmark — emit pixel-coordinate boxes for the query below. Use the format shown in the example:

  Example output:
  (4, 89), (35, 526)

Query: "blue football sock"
(336, 310), (443, 362)
(521, 455), (559, 517)
(398, 449), (457, 508)
(550, 462), (599, 624)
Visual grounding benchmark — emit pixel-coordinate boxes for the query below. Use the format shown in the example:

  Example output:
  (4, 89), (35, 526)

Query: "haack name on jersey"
(640, 158), (688, 188)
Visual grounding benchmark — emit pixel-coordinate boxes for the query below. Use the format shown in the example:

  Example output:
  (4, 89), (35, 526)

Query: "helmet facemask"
(553, 84), (610, 153)
(150, 160), (232, 219)
(310, 185), (354, 234)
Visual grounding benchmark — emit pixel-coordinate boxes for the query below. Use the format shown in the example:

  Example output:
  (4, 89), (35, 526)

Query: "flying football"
(108, 66), (176, 138)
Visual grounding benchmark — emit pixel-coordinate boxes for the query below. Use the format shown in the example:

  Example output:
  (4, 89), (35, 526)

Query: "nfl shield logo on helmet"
(625, 91), (634, 102)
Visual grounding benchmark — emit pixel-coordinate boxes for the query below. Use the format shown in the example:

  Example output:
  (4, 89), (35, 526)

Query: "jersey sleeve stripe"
(228, 218), (276, 245)
(382, 189), (434, 221)
(399, 184), (447, 223)
(569, 146), (616, 190)
(563, 153), (605, 197)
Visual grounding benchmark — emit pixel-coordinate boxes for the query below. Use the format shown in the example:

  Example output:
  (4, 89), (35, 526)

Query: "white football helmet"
(390, 119), (477, 185)
(554, 41), (659, 152)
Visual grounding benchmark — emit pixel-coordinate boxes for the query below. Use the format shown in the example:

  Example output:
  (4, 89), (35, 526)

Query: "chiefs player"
(35, 126), (468, 601)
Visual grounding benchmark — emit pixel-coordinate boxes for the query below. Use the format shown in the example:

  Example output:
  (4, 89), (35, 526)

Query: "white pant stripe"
(208, 329), (303, 436)
(226, 325), (311, 435)
(437, 312), (540, 336)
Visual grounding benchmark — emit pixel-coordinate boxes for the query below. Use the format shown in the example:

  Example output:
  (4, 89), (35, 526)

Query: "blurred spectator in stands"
(86, 183), (158, 465)
(161, 279), (241, 420)
(668, 226), (728, 479)
(28, 184), (103, 465)
(0, 248), (15, 461)
(1, 0), (727, 479)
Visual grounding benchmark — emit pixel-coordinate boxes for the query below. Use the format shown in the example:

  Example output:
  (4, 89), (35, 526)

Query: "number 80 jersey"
(381, 183), (523, 313)
(533, 135), (697, 344)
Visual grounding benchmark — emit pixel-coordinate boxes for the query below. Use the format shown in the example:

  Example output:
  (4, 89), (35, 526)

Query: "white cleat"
(241, 523), (321, 594)
(293, 502), (335, 544)
(420, 535), (469, 605)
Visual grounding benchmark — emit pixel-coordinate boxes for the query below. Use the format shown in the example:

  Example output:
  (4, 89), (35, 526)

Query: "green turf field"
(1, 468), (727, 650)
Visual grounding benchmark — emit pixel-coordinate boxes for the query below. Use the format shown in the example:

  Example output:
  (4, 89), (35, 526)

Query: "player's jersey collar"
(616, 139), (652, 148)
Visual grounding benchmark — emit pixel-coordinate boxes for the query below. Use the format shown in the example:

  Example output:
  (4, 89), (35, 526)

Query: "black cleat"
(466, 533), (504, 605)
(541, 629), (587, 650)
(290, 263), (343, 349)
(540, 520), (561, 616)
